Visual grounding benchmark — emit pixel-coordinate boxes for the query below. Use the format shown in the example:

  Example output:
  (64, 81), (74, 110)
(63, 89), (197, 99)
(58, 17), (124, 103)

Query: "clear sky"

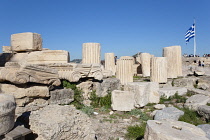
(0, 0), (210, 60)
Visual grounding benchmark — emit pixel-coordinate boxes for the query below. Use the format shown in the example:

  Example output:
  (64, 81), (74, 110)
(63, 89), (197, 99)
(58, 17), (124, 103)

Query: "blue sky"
(0, 0), (210, 60)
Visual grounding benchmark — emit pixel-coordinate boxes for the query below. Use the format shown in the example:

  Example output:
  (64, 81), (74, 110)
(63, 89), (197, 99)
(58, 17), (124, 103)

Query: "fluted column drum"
(140, 53), (151, 77)
(116, 56), (134, 85)
(82, 43), (101, 64)
(172, 46), (183, 77)
(105, 53), (116, 75)
(0, 94), (16, 135)
(150, 57), (167, 83)
(163, 45), (182, 78)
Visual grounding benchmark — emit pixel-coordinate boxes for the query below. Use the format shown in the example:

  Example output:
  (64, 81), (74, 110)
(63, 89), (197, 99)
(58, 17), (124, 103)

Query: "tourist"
(202, 61), (205, 67)
(198, 60), (201, 67)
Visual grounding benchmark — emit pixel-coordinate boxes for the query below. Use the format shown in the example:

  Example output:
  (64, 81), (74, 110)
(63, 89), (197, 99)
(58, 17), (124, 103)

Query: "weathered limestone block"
(173, 77), (198, 88)
(0, 94), (16, 136)
(154, 107), (184, 121)
(29, 105), (95, 140)
(154, 104), (166, 110)
(144, 120), (208, 140)
(116, 56), (134, 85)
(159, 87), (188, 98)
(16, 99), (48, 116)
(0, 62), (61, 86)
(140, 53), (151, 77)
(2, 46), (12, 53)
(150, 57), (167, 83)
(49, 89), (74, 105)
(163, 46), (182, 78)
(11, 32), (42, 52)
(105, 53), (116, 75)
(27, 50), (70, 64)
(93, 78), (121, 97)
(124, 82), (160, 107)
(111, 90), (135, 111)
(82, 43), (101, 64)
(197, 124), (210, 139)
(0, 83), (49, 98)
(197, 105), (210, 121)
(184, 94), (210, 110)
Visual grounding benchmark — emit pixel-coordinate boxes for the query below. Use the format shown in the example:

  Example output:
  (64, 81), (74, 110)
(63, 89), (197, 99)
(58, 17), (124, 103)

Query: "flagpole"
(194, 19), (196, 57)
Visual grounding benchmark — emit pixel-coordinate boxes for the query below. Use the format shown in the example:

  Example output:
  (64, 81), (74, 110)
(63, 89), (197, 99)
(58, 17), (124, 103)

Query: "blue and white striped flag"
(185, 23), (195, 43)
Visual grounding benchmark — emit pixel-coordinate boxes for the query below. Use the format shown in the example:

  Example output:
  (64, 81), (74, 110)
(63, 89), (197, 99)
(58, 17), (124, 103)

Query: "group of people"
(198, 60), (205, 67)
(203, 54), (210, 57)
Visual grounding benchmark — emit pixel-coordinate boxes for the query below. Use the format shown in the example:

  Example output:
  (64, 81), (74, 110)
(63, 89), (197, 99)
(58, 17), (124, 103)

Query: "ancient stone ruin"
(1, 32), (210, 139)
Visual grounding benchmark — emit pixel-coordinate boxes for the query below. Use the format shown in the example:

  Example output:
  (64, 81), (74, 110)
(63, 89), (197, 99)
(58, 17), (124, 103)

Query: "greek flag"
(185, 23), (195, 43)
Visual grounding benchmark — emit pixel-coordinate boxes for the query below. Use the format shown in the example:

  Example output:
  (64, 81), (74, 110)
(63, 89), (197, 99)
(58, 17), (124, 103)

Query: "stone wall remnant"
(82, 43), (101, 64)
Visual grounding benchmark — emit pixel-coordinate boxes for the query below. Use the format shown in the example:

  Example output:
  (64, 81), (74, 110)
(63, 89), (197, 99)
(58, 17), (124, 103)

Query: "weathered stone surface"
(159, 87), (187, 98)
(0, 62), (61, 86)
(140, 53), (151, 77)
(150, 57), (167, 83)
(154, 107), (184, 121)
(197, 105), (210, 120)
(94, 78), (121, 97)
(0, 94), (16, 136)
(124, 82), (160, 107)
(187, 88), (210, 97)
(111, 90), (135, 111)
(2, 46), (12, 53)
(194, 71), (205, 76)
(27, 50), (69, 64)
(163, 46), (182, 78)
(0, 83), (50, 99)
(105, 53), (116, 75)
(29, 105), (95, 140)
(49, 89), (74, 105)
(185, 94), (210, 110)
(144, 120), (208, 140)
(11, 32), (42, 52)
(154, 104), (166, 110)
(173, 77), (198, 88)
(116, 56), (134, 85)
(82, 43), (101, 64)
(197, 124), (210, 139)
(16, 99), (48, 116)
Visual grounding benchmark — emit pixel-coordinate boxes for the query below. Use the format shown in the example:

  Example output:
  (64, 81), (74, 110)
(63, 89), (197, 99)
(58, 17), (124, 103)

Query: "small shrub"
(62, 80), (84, 109)
(80, 106), (94, 116)
(125, 123), (146, 140)
(186, 91), (195, 97)
(172, 92), (187, 103)
(90, 91), (111, 108)
(178, 107), (205, 126)
(207, 103), (210, 106)
(98, 106), (109, 113)
(159, 95), (171, 104)
(127, 109), (152, 121)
